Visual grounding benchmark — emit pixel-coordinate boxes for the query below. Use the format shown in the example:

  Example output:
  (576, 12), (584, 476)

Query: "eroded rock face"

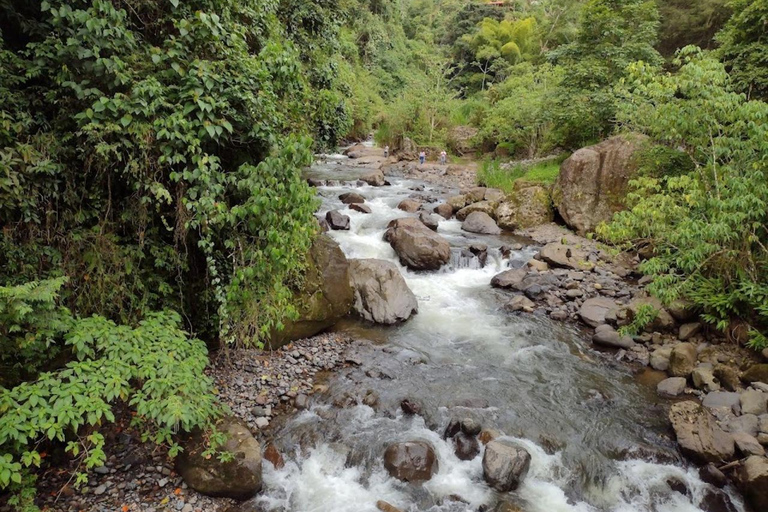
(669, 401), (735, 464)
(552, 134), (648, 235)
(177, 418), (262, 500)
(385, 218), (451, 271)
(383, 441), (439, 482)
(271, 235), (353, 347)
(482, 440), (531, 492)
(495, 182), (553, 231)
(348, 259), (418, 325)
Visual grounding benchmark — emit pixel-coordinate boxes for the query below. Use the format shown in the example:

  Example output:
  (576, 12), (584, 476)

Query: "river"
(251, 149), (745, 512)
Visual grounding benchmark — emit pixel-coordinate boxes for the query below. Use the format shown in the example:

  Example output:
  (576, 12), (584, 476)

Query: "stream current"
(252, 149), (746, 512)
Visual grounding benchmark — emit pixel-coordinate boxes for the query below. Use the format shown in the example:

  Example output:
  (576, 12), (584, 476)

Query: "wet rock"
(592, 325), (634, 349)
(666, 477), (690, 496)
(669, 343), (698, 377)
(263, 443), (285, 470)
(400, 398), (422, 415)
(733, 432), (765, 456)
(460, 418), (482, 436)
(579, 297), (618, 327)
(482, 440), (531, 492)
(657, 377), (687, 397)
(456, 201), (497, 221)
(307, 178), (325, 187)
(433, 203), (453, 220)
(505, 295), (535, 313)
(350, 203), (372, 214)
(418, 212), (440, 231)
(326, 210), (351, 230)
(701, 489), (739, 512)
(176, 418), (262, 500)
(383, 441), (439, 482)
(495, 182), (553, 231)
(294, 394), (309, 410)
(316, 215), (329, 232)
(668, 401), (735, 464)
(376, 501), (403, 512)
(539, 243), (590, 270)
(339, 192), (365, 204)
(650, 347), (673, 371)
(444, 419), (461, 439)
(454, 433), (480, 461)
(742, 364), (768, 384)
(348, 259), (418, 324)
(699, 463), (728, 488)
(479, 429), (500, 445)
(363, 390), (380, 408)
(679, 322), (702, 341)
(552, 134), (648, 235)
(397, 198), (422, 213)
(461, 211), (501, 235)
(692, 367), (721, 392)
(361, 170), (386, 186)
(740, 455), (768, 511)
(741, 389), (768, 415)
(491, 268), (527, 290)
(385, 218), (451, 271)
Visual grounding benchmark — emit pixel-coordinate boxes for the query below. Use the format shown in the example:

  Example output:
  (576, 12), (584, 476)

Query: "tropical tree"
(716, 0), (768, 100)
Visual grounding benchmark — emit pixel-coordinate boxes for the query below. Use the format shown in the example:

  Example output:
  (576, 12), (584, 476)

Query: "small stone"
(158, 477), (169, 487)
(400, 398), (422, 415)
(733, 432), (765, 456)
(295, 394), (309, 409)
(460, 418), (481, 436)
(741, 389), (768, 415)
(678, 322), (702, 341)
(255, 417), (269, 429)
(94, 466), (110, 475)
(93, 485), (107, 495)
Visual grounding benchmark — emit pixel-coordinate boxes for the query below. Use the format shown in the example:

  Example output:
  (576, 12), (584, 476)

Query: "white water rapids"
(250, 153), (746, 512)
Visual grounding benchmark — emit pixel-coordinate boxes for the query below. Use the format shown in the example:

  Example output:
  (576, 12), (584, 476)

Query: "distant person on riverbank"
(384, 145), (389, 158)
(439, 150), (447, 165)
(419, 151), (426, 165)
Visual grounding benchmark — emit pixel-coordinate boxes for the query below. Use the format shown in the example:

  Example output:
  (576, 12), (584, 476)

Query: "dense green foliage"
(600, 48), (768, 348)
(716, 0), (768, 100)
(477, 157), (563, 193)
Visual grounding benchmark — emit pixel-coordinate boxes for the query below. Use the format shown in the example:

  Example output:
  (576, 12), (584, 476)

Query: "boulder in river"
(668, 401), (735, 464)
(361, 170), (386, 186)
(495, 182), (553, 231)
(270, 235), (353, 347)
(398, 198), (422, 213)
(383, 441), (439, 482)
(340, 192), (365, 204)
(385, 218), (451, 271)
(491, 268), (527, 290)
(348, 259), (418, 325)
(326, 210), (350, 230)
(419, 212), (440, 231)
(592, 325), (634, 349)
(552, 134), (648, 235)
(350, 203), (372, 214)
(454, 433), (480, 461)
(462, 211), (501, 235)
(740, 455), (768, 511)
(482, 440), (531, 492)
(176, 418), (262, 500)
(433, 203), (453, 220)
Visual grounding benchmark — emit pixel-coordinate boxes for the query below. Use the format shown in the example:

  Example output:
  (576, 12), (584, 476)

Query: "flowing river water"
(253, 148), (746, 512)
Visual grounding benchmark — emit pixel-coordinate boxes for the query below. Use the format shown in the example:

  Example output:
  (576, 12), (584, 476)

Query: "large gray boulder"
(579, 297), (617, 328)
(495, 182), (553, 231)
(669, 401), (735, 464)
(385, 218), (451, 271)
(552, 134), (648, 235)
(538, 243), (590, 271)
(482, 440), (531, 492)
(383, 441), (439, 482)
(177, 418), (262, 500)
(270, 235), (353, 348)
(456, 201), (497, 221)
(348, 259), (418, 324)
(462, 211), (501, 235)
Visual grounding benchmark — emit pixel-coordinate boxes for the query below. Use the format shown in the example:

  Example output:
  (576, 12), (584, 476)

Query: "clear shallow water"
(253, 158), (745, 512)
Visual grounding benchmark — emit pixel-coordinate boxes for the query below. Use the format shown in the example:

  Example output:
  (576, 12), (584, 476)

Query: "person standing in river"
(419, 150), (426, 165)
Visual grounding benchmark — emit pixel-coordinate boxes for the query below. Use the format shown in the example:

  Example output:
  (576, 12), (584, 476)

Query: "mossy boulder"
(270, 234), (353, 348)
(495, 181), (553, 231)
(552, 134), (648, 235)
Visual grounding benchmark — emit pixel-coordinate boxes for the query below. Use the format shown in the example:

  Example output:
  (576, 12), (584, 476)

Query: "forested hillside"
(1, 0), (767, 509)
